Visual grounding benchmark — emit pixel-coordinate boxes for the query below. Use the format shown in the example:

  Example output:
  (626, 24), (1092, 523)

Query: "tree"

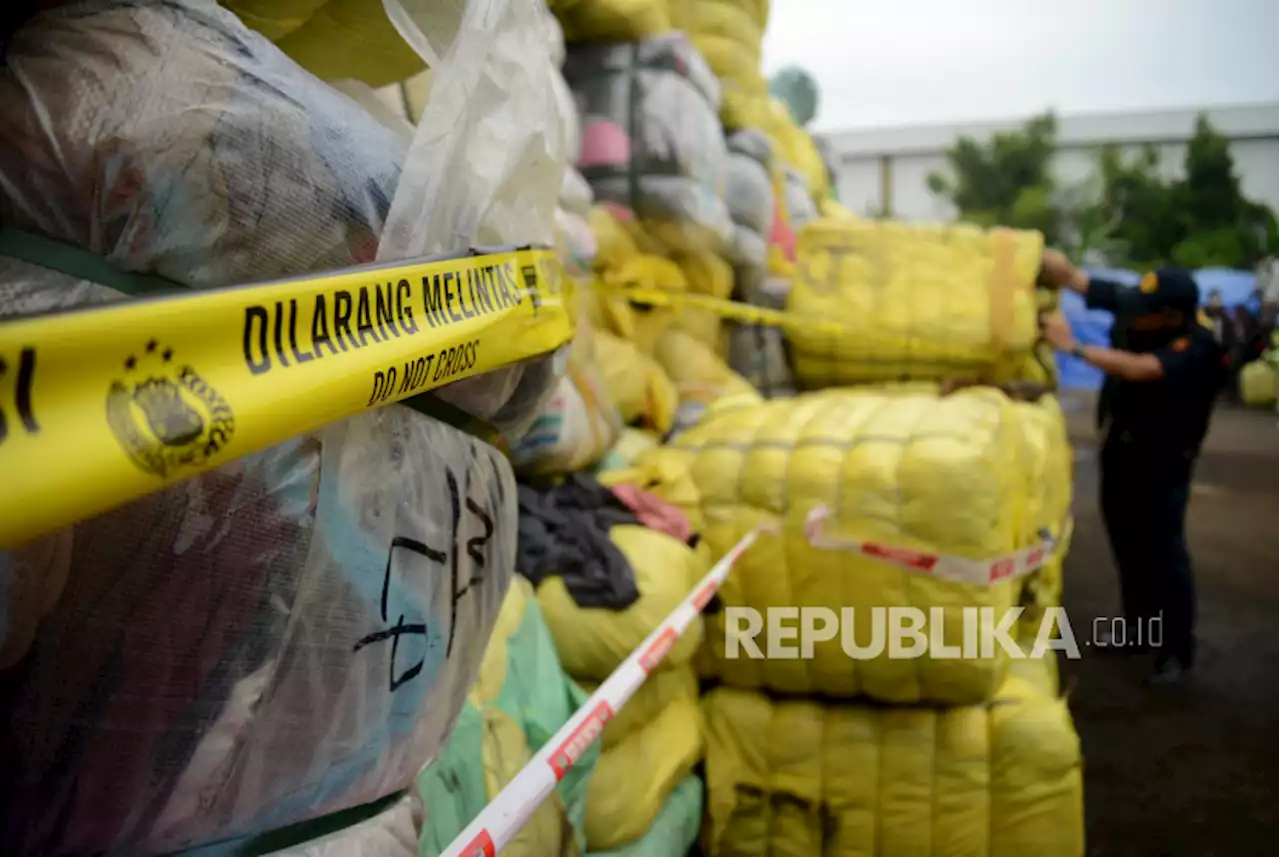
(927, 111), (1278, 269)
(926, 112), (1070, 247)
(1090, 115), (1277, 269)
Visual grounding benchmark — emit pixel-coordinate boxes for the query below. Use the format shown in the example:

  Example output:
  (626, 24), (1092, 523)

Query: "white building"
(823, 103), (1279, 223)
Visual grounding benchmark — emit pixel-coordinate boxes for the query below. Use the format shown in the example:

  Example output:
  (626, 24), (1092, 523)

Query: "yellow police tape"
(595, 282), (847, 336)
(0, 248), (571, 548)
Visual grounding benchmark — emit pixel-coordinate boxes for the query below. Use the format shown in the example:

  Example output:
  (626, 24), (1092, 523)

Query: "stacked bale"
(625, 383), (1081, 856)
(0, 1), (573, 854)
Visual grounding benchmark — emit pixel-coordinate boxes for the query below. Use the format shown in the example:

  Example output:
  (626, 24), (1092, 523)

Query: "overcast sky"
(763, 0), (1280, 132)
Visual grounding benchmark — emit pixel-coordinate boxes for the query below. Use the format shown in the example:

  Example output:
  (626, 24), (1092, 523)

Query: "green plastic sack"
(418, 581), (598, 857)
(586, 776), (703, 857)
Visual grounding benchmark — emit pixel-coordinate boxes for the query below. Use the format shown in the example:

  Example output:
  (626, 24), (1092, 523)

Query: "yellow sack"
(556, 0), (671, 44)
(586, 693), (705, 850)
(701, 655), (1083, 857)
(787, 218), (1044, 386)
(819, 198), (855, 220)
(650, 326), (762, 433)
(594, 330), (679, 433)
(670, 252), (735, 347)
(762, 98), (828, 204)
(1240, 359), (1279, 407)
(222, 0), (426, 86)
(644, 386), (1071, 705)
(581, 663), (699, 750)
(537, 525), (706, 682)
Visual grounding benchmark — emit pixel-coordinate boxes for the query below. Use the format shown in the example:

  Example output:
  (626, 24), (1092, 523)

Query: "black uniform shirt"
(1087, 278), (1227, 455)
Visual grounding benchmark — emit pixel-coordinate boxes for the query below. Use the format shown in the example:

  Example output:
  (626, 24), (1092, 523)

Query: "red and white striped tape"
(439, 524), (773, 857)
(804, 505), (1068, 586)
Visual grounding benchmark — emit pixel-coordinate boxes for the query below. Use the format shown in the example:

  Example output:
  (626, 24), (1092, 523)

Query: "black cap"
(1121, 268), (1200, 316)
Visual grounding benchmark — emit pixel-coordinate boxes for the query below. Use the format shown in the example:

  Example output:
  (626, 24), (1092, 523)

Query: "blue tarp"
(1058, 267), (1260, 389)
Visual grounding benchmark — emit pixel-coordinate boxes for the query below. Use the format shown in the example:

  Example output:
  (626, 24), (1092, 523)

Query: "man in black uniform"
(1039, 250), (1226, 684)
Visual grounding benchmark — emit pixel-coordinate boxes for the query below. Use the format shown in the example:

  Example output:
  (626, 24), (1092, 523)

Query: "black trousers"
(1098, 430), (1197, 664)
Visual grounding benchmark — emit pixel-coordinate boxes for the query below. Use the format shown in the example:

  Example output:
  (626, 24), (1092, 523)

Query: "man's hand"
(1038, 249), (1089, 294)
(1040, 311), (1076, 351)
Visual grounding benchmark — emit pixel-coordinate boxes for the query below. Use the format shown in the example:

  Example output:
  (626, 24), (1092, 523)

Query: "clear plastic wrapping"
(724, 129), (774, 269)
(0, 0), (572, 852)
(565, 32), (733, 255)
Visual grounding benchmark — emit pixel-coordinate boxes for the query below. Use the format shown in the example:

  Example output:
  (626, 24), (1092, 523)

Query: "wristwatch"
(1069, 343), (1087, 361)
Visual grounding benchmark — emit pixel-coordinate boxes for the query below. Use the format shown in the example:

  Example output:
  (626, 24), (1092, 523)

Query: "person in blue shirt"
(1039, 249), (1227, 684)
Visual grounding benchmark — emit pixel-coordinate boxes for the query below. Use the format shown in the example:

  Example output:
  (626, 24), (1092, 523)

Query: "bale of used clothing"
(701, 656), (1084, 857)
(819, 197), (855, 219)
(586, 775), (704, 857)
(418, 579), (596, 857)
(635, 385), (1073, 705)
(532, 520), (706, 681)
(577, 657), (705, 851)
(728, 320), (796, 400)
(583, 692), (704, 850)
(1240, 354), (1279, 407)
(594, 330), (680, 434)
(728, 272), (796, 400)
(0, 3), (551, 854)
(0, 404), (516, 857)
(668, 0), (770, 132)
(565, 32), (733, 256)
(762, 97), (829, 206)
(220, 0), (425, 86)
(511, 312), (623, 477)
(670, 251), (736, 348)
(649, 325), (762, 435)
(553, 0), (671, 44)
(0, 0), (561, 434)
(517, 473), (647, 611)
(724, 129), (775, 271)
(786, 218), (1044, 386)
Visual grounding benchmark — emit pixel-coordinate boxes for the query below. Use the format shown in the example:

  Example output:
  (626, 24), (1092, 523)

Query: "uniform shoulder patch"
(1139, 271), (1160, 294)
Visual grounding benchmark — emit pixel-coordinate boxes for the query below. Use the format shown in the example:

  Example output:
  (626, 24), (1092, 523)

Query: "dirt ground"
(1057, 391), (1278, 857)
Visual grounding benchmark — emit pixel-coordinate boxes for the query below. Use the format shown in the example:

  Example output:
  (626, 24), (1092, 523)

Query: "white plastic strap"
(804, 505), (1066, 586)
(438, 525), (773, 857)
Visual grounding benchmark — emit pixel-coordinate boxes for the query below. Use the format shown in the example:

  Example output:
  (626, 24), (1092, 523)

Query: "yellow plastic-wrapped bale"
(555, 0), (671, 44)
(221, 0), (426, 86)
(701, 655), (1083, 857)
(671, 252), (736, 348)
(581, 665), (699, 752)
(587, 775), (704, 857)
(640, 385), (1072, 705)
(787, 218), (1044, 386)
(535, 526), (708, 851)
(762, 98), (828, 205)
(536, 525), (706, 682)
(649, 326), (762, 435)
(585, 692), (704, 850)
(594, 331), (679, 434)
(819, 198), (855, 220)
(578, 669), (704, 852)
(1240, 358), (1279, 407)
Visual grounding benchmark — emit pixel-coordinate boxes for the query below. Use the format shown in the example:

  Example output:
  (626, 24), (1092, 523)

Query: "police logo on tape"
(106, 338), (235, 478)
